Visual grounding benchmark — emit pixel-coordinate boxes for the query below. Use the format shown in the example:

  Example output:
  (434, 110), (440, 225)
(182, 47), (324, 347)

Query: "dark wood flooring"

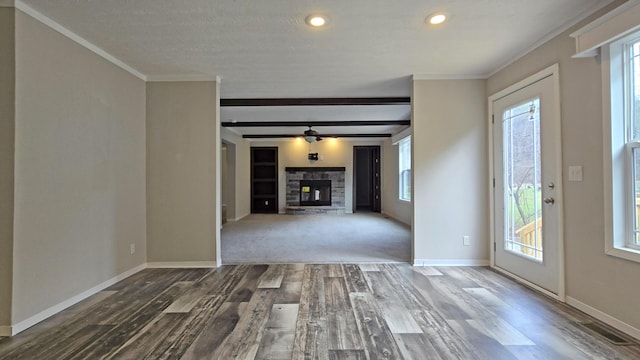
(1, 264), (639, 359)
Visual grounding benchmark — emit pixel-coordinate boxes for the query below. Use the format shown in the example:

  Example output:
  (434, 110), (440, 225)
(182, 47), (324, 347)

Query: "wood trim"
(242, 134), (392, 139)
(570, 1), (640, 58)
(220, 97), (410, 107)
(285, 167), (346, 172)
(222, 120), (410, 127)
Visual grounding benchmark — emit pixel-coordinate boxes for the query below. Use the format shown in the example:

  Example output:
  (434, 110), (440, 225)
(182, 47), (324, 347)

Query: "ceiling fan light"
(304, 135), (317, 143)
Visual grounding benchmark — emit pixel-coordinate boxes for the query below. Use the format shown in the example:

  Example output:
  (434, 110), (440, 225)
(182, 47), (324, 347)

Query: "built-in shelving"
(251, 147), (278, 213)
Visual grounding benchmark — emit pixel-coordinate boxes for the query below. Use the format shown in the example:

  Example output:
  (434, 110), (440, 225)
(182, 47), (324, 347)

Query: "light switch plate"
(569, 165), (583, 182)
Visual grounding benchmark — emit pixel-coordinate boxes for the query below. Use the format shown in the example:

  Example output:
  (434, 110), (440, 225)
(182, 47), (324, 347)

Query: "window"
(626, 38), (640, 249)
(605, 31), (640, 261)
(398, 136), (411, 201)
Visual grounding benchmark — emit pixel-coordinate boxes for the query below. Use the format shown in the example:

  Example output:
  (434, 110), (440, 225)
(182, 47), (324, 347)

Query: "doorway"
(353, 146), (381, 212)
(490, 64), (564, 299)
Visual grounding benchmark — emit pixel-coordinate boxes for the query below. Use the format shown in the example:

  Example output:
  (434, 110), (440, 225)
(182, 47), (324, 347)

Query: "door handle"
(543, 197), (555, 205)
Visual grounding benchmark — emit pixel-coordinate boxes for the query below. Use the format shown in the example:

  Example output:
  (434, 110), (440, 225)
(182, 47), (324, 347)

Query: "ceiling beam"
(242, 134), (392, 139)
(220, 97), (410, 107)
(221, 120), (410, 127)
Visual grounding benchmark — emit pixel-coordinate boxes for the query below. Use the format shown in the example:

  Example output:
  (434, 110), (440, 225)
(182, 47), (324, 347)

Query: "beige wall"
(382, 138), (412, 225)
(221, 128), (251, 220)
(12, 10), (147, 324)
(412, 79), (488, 264)
(253, 138), (385, 214)
(0, 7), (15, 329)
(488, 0), (640, 331)
(146, 81), (219, 263)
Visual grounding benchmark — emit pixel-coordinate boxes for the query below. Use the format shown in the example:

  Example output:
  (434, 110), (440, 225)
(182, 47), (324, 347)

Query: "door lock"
(543, 197), (555, 205)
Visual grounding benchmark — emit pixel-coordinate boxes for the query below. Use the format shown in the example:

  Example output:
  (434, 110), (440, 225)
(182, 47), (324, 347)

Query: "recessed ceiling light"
(427, 12), (448, 25)
(306, 15), (327, 27)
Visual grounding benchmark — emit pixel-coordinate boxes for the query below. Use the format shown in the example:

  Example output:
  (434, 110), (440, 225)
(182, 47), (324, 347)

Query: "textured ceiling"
(17, 0), (613, 138)
(20, 0), (612, 99)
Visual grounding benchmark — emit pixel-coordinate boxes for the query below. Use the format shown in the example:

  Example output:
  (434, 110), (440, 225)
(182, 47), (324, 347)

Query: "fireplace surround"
(285, 167), (345, 214)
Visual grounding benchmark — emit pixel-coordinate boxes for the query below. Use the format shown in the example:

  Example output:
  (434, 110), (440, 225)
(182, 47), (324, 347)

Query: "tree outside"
(503, 98), (542, 257)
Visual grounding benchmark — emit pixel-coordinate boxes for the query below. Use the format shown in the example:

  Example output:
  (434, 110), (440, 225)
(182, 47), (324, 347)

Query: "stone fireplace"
(285, 167), (345, 214)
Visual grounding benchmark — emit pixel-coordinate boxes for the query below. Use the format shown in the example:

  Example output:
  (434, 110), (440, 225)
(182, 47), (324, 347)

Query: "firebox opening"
(300, 180), (331, 206)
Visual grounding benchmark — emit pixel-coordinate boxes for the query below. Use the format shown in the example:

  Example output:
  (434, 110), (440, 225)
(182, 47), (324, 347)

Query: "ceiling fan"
(303, 126), (323, 143)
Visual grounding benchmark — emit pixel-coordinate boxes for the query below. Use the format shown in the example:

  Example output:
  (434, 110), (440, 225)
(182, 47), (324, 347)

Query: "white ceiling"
(18, 0), (613, 138)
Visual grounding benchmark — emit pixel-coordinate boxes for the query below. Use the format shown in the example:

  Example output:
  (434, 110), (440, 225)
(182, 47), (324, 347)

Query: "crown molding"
(146, 74), (221, 82)
(0, 1), (14, 7)
(486, 0), (618, 78)
(14, 0), (147, 81)
(412, 74), (485, 80)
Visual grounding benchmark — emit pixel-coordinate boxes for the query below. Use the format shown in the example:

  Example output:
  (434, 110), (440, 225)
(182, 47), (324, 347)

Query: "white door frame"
(488, 64), (565, 302)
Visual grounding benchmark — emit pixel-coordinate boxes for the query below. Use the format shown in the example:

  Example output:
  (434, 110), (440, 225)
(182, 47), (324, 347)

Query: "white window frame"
(604, 31), (640, 262)
(398, 136), (411, 202)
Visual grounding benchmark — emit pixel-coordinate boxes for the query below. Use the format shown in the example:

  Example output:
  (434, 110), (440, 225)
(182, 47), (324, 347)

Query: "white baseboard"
(5, 260), (218, 337)
(146, 261), (217, 268)
(566, 296), (640, 342)
(231, 212), (250, 222)
(227, 213), (251, 221)
(381, 211), (411, 226)
(413, 259), (490, 266)
(10, 263), (146, 336)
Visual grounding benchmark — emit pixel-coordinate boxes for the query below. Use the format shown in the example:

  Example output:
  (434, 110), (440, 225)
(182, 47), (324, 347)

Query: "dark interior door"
(354, 146), (381, 212)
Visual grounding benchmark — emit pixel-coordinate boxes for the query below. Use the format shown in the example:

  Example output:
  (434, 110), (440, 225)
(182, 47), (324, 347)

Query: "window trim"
(604, 32), (640, 263)
(397, 136), (411, 202)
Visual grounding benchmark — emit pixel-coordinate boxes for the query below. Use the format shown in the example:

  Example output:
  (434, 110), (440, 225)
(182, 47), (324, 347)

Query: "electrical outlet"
(463, 236), (470, 246)
(130, 243), (136, 255)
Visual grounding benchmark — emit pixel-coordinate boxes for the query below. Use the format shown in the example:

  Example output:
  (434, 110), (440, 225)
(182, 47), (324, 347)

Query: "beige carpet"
(221, 212), (411, 264)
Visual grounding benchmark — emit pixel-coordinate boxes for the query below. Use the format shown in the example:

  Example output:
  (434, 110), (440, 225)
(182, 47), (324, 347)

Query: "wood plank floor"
(1, 264), (639, 359)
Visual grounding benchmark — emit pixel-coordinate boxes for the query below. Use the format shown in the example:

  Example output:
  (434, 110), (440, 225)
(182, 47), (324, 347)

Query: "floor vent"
(579, 322), (634, 345)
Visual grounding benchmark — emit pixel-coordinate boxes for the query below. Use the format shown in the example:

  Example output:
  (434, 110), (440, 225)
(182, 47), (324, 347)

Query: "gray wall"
(487, 0), (640, 331)
(412, 79), (488, 264)
(146, 81), (219, 263)
(12, 10), (147, 324)
(0, 7), (15, 329)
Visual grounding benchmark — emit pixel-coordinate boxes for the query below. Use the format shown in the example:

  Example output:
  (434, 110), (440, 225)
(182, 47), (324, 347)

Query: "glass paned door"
(492, 68), (562, 296)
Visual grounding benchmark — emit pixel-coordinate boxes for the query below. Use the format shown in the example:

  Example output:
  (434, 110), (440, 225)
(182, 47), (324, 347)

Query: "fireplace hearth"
(300, 180), (331, 206)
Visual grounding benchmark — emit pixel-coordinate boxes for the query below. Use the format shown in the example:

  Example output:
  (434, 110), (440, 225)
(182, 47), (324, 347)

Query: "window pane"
(633, 41), (640, 140)
(634, 147), (640, 245)
(629, 40), (640, 248)
(502, 98), (543, 261)
(398, 137), (411, 201)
